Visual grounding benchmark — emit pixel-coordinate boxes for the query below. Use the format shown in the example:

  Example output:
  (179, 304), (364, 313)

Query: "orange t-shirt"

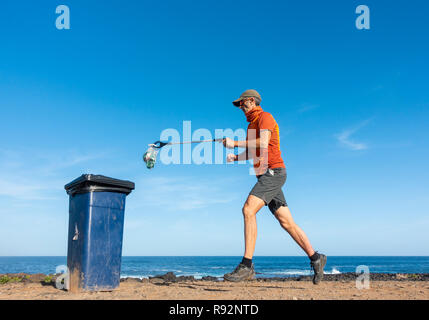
(246, 107), (285, 171)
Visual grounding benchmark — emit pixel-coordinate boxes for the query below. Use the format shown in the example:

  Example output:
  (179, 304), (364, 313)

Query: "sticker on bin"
(73, 224), (79, 241)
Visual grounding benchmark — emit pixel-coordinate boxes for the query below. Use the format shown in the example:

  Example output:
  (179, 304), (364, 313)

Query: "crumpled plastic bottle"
(143, 146), (159, 169)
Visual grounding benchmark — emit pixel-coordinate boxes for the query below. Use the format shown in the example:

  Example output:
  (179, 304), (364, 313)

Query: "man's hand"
(226, 153), (236, 162)
(222, 137), (235, 149)
(254, 148), (269, 175)
(254, 160), (268, 175)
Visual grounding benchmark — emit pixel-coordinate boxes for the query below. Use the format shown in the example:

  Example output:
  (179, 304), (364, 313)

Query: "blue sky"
(0, 0), (428, 256)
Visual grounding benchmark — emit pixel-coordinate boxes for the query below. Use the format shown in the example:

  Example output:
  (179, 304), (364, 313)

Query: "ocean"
(0, 256), (428, 279)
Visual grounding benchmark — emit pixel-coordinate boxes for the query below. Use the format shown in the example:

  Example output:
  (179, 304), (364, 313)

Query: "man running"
(221, 89), (327, 284)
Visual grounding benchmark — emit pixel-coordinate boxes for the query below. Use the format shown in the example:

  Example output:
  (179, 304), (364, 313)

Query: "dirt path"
(1, 279), (428, 300)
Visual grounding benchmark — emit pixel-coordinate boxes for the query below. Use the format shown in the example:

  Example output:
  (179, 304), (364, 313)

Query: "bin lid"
(64, 174), (135, 196)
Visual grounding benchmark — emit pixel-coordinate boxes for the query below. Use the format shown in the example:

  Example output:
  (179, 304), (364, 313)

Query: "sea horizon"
(1, 256), (428, 279)
(1, 255), (428, 257)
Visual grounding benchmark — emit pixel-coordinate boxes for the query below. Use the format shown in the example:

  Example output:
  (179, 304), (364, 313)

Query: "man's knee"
(242, 195), (265, 218)
(242, 203), (256, 219)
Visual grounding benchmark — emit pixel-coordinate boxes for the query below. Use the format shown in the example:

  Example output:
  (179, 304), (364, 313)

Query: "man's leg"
(224, 194), (265, 282)
(273, 205), (315, 257)
(242, 194), (265, 259)
(273, 204), (327, 284)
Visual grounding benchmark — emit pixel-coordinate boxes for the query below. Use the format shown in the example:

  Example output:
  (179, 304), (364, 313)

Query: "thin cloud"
(33, 152), (108, 175)
(297, 103), (319, 113)
(0, 148), (108, 201)
(335, 118), (373, 151)
(131, 176), (237, 212)
(0, 179), (56, 200)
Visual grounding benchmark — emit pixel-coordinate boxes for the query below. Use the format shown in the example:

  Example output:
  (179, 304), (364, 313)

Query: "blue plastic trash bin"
(64, 174), (135, 292)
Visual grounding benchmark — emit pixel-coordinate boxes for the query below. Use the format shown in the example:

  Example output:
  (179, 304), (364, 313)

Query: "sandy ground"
(1, 279), (429, 300)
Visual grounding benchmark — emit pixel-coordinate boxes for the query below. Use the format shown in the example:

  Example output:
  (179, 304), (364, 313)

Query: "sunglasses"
(239, 97), (253, 106)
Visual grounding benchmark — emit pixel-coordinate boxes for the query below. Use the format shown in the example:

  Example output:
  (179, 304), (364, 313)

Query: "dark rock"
(201, 276), (218, 282)
(120, 277), (142, 283)
(147, 272), (196, 283)
(149, 272), (177, 282)
(176, 275), (195, 282)
(161, 272), (177, 282)
(149, 278), (165, 284)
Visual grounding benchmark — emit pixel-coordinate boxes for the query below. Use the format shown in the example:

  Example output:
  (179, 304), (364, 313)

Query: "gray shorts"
(249, 167), (288, 214)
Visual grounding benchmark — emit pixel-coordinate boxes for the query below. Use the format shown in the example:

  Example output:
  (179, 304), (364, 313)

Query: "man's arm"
(233, 130), (271, 149)
(231, 150), (250, 162)
(253, 130), (270, 173)
(226, 130), (271, 165)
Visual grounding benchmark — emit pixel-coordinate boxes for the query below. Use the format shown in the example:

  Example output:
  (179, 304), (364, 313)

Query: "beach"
(1, 273), (428, 300)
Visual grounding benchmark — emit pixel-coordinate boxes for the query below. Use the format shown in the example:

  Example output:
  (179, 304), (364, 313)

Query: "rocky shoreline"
(1, 272), (428, 300)
(1, 271), (429, 286)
